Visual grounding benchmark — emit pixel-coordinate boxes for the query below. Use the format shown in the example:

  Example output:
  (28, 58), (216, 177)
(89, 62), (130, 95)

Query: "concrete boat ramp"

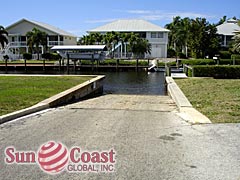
(1, 92), (240, 179)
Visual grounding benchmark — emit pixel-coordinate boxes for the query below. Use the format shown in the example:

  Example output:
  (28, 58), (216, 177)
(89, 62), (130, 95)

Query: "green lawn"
(0, 76), (93, 116)
(175, 78), (240, 123)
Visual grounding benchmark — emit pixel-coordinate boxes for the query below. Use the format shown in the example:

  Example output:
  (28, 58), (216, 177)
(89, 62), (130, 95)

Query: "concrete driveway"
(0, 94), (240, 179)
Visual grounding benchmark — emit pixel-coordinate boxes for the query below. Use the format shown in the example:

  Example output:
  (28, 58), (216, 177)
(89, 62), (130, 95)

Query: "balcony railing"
(10, 42), (27, 47)
(9, 41), (64, 47)
(48, 41), (64, 46)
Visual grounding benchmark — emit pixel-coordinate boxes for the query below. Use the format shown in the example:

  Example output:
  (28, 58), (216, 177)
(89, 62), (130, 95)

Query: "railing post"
(192, 67), (194, 77)
(67, 53), (70, 75)
(116, 59), (119, 71)
(165, 63), (171, 76)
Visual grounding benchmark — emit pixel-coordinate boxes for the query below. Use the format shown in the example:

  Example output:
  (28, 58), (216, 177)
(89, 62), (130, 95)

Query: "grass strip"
(0, 76), (93, 116)
(175, 78), (240, 123)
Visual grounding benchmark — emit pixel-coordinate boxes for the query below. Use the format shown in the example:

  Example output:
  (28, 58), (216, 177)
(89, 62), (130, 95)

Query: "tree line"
(165, 16), (240, 58)
(1, 16), (240, 59)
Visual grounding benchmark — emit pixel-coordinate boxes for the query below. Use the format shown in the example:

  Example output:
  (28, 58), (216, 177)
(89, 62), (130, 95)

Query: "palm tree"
(0, 26), (8, 49)
(131, 38), (151, 58)
(128, 32), (140, 55)
(26, 28), (48, 60)
(232, 24), (240, 53)
(91, 32), (103, 45)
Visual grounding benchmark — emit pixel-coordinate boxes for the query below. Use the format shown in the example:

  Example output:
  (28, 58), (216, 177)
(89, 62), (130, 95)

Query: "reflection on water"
(0, 70), (166, 95)
(101, 72), (166, 95)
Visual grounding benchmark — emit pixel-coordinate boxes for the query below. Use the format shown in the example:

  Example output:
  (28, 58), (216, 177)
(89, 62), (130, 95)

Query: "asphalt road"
(0, 94), (240, 180)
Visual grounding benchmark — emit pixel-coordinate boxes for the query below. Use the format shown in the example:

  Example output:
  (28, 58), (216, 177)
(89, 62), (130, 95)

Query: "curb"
(166, 77), (211, 124)
(0, 75), (105, 124)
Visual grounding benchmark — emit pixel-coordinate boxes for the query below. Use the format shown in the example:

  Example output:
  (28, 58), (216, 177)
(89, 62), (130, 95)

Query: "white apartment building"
(2, 18), (77, 60)
(88, 19), (169, 58)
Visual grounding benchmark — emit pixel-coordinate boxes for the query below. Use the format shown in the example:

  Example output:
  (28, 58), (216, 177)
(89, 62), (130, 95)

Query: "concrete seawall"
(0, 75), (105, 124)
(166, 77), (211, 124)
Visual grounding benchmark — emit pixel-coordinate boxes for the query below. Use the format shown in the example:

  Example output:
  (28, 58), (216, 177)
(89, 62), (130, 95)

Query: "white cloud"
(125, 9), (216, 21)
(126, 10), (152, 14)
(83, 9), (217, 27)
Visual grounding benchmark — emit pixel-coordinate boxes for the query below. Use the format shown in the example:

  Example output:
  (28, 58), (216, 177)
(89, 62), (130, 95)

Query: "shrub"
(177, 52), (187, 59)
(182, 59), (215, 65)
(50, 53), (61, 60)
(231, 54), (240, 60)
(42, 53), (52, 60)
(219, 51), (232, 59)
(3, 55), (9, 60)
(189, 65), (240, 78)
(218, 59), (240, 65)
(23, 53), (32, 60)
(167, 48), (176, 58)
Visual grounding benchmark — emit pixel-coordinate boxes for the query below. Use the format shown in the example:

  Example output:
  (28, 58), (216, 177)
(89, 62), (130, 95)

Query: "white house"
(88, 19), (169, 58)
(2, 18), (77, 60)
(217, 18), (240, 47)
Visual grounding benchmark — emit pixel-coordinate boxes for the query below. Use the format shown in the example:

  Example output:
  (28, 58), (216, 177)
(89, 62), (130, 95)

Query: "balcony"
(10, 42), (27, 47)
(48, 41), (64, 46)
(9, 41), (64, 47)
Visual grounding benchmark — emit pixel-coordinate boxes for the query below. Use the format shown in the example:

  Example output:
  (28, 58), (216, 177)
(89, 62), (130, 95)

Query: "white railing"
(10, 42), (27, 47)
(8, 41), (64, 47)
(48, 41), (64, 46)
(106, 52), (133, 59)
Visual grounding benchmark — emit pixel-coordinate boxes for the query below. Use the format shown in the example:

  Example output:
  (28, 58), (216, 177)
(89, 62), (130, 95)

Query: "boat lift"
(51, 45), (107, 73)
(51, 45), (107, 61)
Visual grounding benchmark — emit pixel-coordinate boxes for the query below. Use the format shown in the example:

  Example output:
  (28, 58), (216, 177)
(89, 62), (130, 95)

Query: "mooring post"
(165, 63), (171, 76)
(73, 60), (76, 73)
(67, 53), (70, 74)
(136, 59), (139, 72)
(5, 58), (8, 73)
(59, 59), (62, 73)
(91, 53), (94, 72)
(43, 59), (45, 71)
(24, 58), (27, 72)
(116, 59), (119, 71)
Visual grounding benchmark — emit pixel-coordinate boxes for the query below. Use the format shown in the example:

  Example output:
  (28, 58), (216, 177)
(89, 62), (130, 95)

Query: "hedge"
(181, 59), (215, 65)
(188, 65), (240, 78)
(42, 53), (61, 60)
(220, 59), (240, 65)
(23, 53), (32, 60)
(219, 51), (232, 59)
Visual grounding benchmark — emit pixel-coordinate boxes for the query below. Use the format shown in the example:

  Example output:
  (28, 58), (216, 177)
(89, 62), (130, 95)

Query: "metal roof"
(88, 19), (169, 33)
(6, 18), (76, 37)
(217, 19), (240, 36)
(51, 45), (107, 51)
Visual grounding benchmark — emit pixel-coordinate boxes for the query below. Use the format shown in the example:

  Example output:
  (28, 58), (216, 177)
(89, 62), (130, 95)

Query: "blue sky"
(1, 0), (239, 37)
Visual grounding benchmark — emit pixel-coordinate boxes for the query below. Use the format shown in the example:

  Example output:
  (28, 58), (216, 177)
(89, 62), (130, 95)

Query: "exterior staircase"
(0, 43), (21, 61)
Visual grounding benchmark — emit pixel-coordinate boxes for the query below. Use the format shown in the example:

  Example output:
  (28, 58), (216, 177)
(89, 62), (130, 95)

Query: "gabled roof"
(88, 19), (169, 33)
(6, 18), (76, 37)
(217, 19), (240, 36)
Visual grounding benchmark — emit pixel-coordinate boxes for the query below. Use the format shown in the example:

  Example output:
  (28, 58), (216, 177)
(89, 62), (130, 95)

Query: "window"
(20, 36), (26, 42)
(49, 36), (58, 41)
(157, 32), (163, 38)
(138, 32), (146, 38)
(12, 37), (15, 42)
(151, 32), (157, 38)
(151, 32), (164, 38)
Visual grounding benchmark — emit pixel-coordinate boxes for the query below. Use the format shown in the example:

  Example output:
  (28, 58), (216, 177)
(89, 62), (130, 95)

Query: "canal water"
(99, 72), (166, 95)
(0, 71), (166, 95)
